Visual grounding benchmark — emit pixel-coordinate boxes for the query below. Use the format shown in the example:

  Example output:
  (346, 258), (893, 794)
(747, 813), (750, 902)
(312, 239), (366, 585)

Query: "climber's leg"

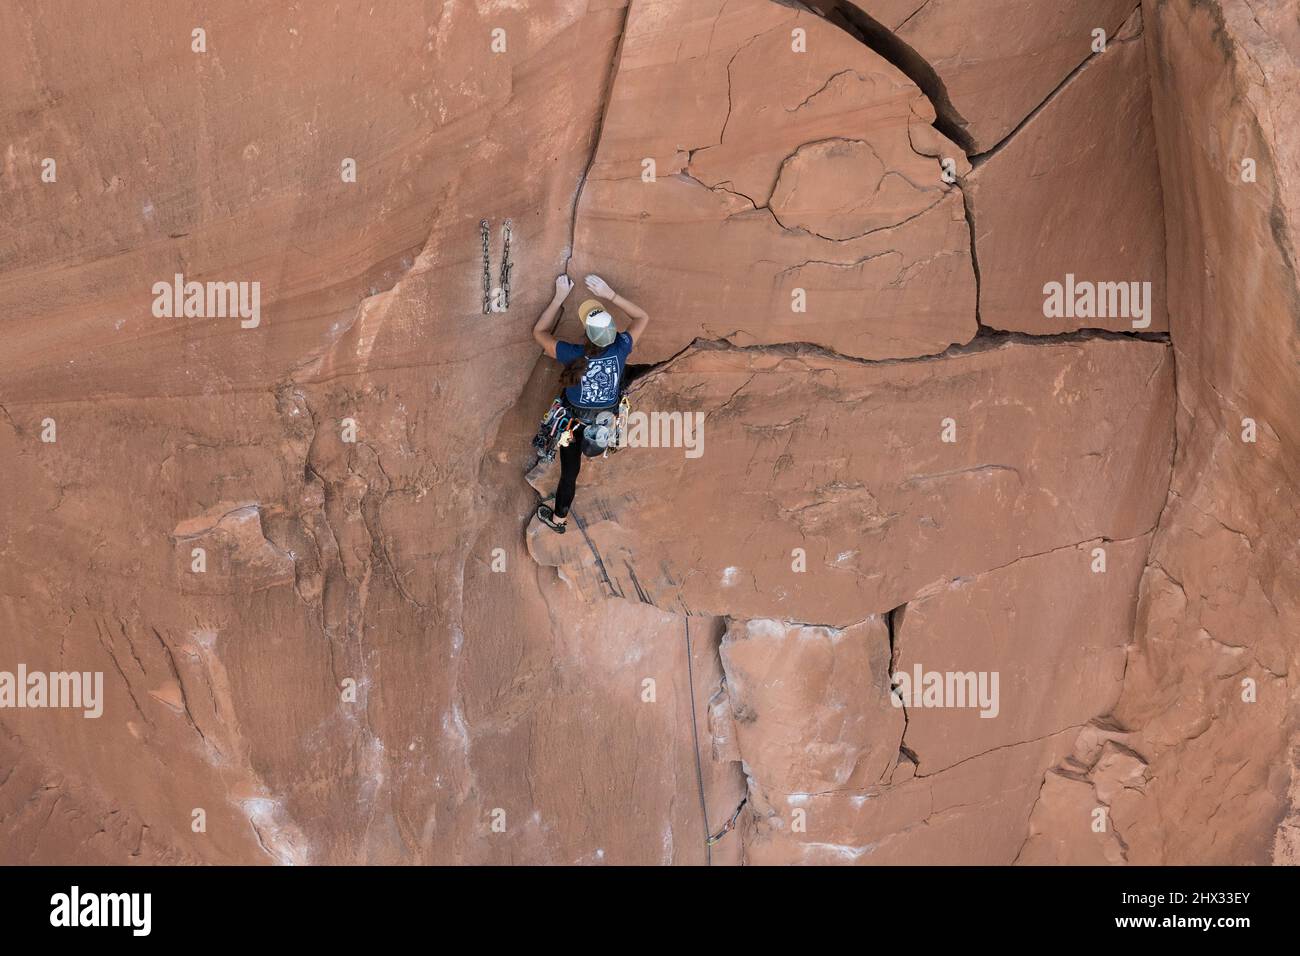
(553, 432), (584, 521)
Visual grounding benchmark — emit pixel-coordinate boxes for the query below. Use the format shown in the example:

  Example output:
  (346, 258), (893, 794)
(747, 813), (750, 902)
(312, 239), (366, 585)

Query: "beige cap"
(579, 298), (617, 347)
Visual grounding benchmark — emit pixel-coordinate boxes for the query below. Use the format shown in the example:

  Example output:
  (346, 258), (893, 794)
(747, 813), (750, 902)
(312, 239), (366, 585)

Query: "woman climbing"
(531, 273), (651, 534)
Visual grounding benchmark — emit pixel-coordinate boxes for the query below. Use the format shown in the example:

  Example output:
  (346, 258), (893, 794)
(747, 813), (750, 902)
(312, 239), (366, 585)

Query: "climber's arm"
(613, 292), (650, 345)
(533, 275), (574, 359)
(585, 274), (650, 346)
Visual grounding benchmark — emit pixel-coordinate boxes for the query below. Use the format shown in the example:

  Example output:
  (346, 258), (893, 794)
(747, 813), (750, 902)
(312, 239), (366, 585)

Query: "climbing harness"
(480, 219), (492, 314)
(706, 798), (748, 846)
(559, 400), (619, 458)
(531, 395), (631, 463)
(499, 219), (513, 311)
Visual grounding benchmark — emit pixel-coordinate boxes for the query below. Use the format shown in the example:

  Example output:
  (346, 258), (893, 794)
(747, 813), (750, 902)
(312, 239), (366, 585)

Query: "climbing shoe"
(537, 504), (567, 534)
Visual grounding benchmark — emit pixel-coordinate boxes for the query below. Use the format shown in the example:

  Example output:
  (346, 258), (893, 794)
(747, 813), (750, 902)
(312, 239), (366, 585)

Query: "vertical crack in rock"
(961, 186), (984, 329)
(1126, 5), (1180, 573)
(885, 603), (918, 771)
(563, 5), (632, 272)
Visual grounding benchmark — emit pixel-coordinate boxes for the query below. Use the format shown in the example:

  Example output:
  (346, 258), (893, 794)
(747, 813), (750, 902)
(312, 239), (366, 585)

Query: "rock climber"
(531, 273), (650, 533)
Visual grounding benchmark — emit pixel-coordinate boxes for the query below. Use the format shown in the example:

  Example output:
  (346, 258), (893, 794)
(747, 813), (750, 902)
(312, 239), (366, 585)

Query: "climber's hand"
(553, 274), (574, 301)
(585, 274), (615, 299)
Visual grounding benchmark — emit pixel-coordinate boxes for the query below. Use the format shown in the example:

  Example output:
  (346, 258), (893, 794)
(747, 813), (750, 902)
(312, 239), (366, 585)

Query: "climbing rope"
(684, 619), (714, 864)
(480, 219), (491, 314)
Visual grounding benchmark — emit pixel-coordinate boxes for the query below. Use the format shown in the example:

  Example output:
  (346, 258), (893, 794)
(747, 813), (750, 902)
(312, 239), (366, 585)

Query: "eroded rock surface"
(719, 617), (902, 795)
(569, 0), (976, 362)
(744, 728), (1079, 864)
(965, 9), (1168, 334)
(529, 336), (1174, 624)
(3, 0), (1295, 867)
(3, 0), (734, 865)
(1022, 0), (1300, 865)
(896, 534), (1150, 775)
(840, 0), (1139, 152)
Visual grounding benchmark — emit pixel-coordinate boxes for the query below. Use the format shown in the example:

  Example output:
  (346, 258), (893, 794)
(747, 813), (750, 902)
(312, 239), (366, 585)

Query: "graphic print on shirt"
(580, 355), (621, 406)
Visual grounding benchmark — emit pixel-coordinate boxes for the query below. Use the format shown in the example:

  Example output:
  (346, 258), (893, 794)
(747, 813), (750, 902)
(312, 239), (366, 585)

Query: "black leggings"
(554, 428), (584, 518)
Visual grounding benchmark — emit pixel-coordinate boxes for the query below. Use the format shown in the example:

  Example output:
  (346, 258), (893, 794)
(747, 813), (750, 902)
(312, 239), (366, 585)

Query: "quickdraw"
(532, 398), (577, 462)
(706, 799), (748, 846)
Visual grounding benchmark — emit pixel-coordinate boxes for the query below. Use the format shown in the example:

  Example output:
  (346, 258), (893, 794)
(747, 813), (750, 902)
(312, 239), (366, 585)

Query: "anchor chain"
(480, 219), (492, 315)
(499, 219), (513, 312)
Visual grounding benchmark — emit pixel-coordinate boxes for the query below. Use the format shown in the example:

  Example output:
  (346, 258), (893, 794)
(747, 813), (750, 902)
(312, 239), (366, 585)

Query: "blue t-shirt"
(557, 331), (633, 408)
